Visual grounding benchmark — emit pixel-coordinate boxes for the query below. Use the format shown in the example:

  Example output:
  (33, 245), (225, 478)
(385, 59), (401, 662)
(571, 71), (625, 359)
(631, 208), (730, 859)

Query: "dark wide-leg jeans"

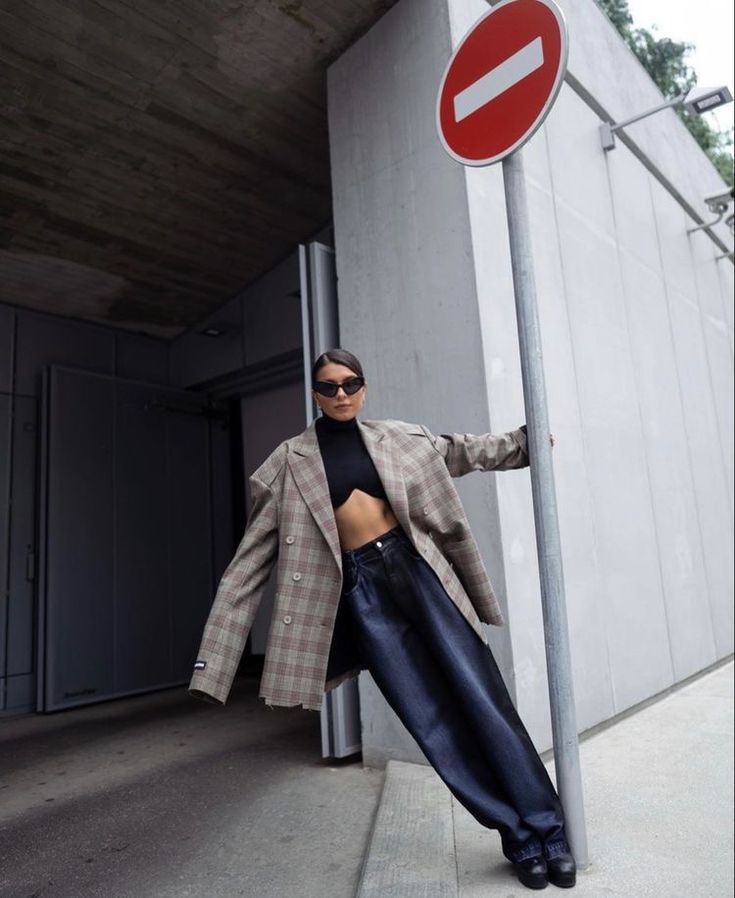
(326, 524), (570, 863)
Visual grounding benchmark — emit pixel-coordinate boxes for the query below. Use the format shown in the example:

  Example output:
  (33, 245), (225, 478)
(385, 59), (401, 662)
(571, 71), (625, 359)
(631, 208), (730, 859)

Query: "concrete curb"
(356, 759), (458, 898)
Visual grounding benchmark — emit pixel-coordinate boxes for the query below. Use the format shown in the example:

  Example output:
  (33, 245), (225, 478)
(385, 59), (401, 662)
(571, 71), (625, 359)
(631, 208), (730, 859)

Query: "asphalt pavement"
(1, 659), (732, 897)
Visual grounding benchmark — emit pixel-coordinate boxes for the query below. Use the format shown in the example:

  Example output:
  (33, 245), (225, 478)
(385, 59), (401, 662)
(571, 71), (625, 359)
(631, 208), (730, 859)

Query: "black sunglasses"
(312, 376), (365, 398)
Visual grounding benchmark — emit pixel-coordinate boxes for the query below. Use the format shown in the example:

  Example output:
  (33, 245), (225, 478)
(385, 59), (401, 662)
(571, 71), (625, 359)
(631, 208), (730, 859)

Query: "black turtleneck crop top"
(315, 414), (388, 509)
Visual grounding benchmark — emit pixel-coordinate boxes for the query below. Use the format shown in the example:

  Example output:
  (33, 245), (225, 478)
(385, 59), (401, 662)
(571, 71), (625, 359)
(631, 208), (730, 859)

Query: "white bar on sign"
(454, 37), (544, 122)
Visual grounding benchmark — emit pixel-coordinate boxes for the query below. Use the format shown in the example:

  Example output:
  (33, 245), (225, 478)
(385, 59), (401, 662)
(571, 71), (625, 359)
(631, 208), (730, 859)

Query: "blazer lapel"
(356, 420), (413, 538)
(288, 422), (342, 570)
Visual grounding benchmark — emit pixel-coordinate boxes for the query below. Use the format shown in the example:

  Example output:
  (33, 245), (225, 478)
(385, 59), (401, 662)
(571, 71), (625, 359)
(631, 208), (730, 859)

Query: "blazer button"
(292, 572), (302, 581)
(285, 535), (295, 544)
(423, 507), (429, 515)
(283, 615), (292, 624)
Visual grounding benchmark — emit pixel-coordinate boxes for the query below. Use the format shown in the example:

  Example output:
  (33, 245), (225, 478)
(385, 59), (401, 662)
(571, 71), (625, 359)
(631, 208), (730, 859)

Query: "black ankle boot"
(512, 855), (548, 889)
(546, 852), (576, 888)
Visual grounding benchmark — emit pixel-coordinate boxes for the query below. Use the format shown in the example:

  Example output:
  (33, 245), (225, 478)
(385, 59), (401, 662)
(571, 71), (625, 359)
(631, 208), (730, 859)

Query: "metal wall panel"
(0, 394), (10, 711)
(6, 394), (37, 680)
(15, 313), (115, 396)
(169, 294), (244, 388)
(114, 381), (171, 692)
(115, 333), (170, 384)
(6, 396), (38, 707)
(46, 368), (115, 708)
(1, 306), (15, 710)
(0, 305), (13, 394)
(1, 303), (172, 714)
(166, 395), (214, 681)
(243, 254), (302, 367)
(43, 366), (213, 710)
(209, 409), (235, 598)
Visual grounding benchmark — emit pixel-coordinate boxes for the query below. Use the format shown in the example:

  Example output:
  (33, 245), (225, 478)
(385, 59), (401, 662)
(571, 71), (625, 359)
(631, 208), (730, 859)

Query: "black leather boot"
(512, 855), (548, 889)
(546, 852), (576, 888)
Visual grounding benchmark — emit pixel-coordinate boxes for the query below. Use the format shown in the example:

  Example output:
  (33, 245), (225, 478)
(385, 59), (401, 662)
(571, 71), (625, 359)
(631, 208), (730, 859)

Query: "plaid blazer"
(188, 417), (529, 711)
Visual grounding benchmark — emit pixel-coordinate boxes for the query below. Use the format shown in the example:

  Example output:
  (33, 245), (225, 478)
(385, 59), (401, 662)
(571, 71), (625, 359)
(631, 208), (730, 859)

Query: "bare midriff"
(335, 488), (400, 551)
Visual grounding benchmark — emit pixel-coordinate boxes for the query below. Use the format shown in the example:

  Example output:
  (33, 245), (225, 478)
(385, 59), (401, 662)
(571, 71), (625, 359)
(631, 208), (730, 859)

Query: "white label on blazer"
(194, 660), (207, 670)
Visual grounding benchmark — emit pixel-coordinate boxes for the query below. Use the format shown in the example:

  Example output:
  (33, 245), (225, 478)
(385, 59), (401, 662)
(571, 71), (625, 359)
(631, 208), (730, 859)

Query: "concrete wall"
(328, 0), (518, 767)
(557, 0), (733, 246)
(452, 0), (734, 748)
(329, 0), (733, 762)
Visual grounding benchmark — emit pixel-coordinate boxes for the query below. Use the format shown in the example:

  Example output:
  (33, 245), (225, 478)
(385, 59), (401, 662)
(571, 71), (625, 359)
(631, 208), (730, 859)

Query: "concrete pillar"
(327, 0), (523, 767)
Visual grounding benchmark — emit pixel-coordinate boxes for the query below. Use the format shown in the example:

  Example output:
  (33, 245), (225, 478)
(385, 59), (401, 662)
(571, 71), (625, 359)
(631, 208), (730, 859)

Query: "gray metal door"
(0, 392), (38, 714)
(299, 242), (362, 759)
(38, 365), (214, 711)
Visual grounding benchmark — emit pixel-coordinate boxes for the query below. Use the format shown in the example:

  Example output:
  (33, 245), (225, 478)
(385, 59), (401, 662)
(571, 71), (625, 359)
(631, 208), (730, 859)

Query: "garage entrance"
(0, 239), (361, 756)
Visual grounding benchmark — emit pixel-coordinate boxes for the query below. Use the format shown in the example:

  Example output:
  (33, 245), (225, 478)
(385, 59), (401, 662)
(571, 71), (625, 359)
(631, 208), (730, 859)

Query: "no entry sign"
(437, 0), (568, 166)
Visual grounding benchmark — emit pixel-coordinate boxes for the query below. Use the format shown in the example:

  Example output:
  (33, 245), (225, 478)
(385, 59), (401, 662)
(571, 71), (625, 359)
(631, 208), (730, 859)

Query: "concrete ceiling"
(0, 0), (396, 339)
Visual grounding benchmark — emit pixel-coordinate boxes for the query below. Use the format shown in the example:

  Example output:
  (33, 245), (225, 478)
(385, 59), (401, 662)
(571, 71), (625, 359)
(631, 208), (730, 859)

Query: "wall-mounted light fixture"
(600, 85), (733, 151)
(684, 86), (733, 115)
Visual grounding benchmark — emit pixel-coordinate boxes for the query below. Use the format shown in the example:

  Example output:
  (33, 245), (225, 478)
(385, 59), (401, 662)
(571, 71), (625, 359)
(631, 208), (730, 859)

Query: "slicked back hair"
(311, 349), (365, 385)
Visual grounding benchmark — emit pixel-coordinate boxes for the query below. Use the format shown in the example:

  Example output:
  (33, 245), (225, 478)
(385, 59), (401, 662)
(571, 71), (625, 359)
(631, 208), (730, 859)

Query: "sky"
(626, 0), (734, 134)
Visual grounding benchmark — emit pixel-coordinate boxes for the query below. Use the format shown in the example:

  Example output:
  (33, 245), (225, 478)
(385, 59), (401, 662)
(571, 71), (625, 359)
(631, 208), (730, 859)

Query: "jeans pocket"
(341, 563), (362, 596)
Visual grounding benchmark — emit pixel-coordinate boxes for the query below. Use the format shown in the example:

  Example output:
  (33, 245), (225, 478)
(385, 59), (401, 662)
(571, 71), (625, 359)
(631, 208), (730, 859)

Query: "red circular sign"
(437, 0), (567, 166)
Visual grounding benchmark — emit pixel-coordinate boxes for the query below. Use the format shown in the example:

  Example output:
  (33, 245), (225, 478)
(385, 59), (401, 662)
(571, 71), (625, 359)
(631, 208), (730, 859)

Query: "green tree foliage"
(597, 0), (734, 185)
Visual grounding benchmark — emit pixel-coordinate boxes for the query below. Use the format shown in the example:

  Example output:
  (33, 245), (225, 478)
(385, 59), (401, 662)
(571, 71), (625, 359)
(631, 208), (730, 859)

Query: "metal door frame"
(299, 241), (362, 759)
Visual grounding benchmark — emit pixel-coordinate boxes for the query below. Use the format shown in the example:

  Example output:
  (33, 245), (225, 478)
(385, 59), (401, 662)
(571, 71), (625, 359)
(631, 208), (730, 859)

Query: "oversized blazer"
(188, 417), (529, 711)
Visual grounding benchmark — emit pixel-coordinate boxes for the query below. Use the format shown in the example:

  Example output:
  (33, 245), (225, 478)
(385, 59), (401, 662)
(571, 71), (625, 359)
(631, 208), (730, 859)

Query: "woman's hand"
(520, 424), (556, 449)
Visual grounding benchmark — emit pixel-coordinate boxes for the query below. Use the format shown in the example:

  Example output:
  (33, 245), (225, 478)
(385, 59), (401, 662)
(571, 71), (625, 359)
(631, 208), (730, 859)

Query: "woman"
(189, 348), (576, 890)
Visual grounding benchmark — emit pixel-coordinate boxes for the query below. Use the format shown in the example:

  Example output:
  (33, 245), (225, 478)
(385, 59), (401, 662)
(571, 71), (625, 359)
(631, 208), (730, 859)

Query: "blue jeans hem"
(544, 838), (572, 859)
(507, 836), (571, 863)
(507, 839), (544, 862)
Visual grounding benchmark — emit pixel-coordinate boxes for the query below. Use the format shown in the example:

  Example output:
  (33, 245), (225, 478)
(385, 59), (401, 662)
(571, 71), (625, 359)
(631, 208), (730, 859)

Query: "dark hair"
(311, 348), (365, 385)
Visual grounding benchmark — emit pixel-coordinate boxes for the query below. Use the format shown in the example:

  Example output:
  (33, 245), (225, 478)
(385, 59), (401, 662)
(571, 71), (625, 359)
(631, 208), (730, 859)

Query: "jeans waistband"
(341, 525), (410, 564)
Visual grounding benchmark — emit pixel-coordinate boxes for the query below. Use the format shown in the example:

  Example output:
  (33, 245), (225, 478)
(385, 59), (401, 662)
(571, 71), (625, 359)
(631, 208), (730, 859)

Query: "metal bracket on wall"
(687, 209), (727, 235)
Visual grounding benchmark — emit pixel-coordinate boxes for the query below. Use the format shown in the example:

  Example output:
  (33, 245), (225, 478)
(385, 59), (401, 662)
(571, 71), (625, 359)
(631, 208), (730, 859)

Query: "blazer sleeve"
(188, 472), (279, 705)
(418, 423), (529, 477)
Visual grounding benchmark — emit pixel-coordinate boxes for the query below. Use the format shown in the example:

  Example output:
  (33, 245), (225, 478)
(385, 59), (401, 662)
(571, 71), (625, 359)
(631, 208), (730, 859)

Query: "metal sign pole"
(502, 149), (588, 868)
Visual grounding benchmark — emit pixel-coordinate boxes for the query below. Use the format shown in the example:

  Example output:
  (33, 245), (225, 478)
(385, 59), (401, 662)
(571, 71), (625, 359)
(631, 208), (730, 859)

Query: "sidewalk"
(1, 660), (732, 897)
(454, 658), (734, 896)
(356, 659), (734, 897)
